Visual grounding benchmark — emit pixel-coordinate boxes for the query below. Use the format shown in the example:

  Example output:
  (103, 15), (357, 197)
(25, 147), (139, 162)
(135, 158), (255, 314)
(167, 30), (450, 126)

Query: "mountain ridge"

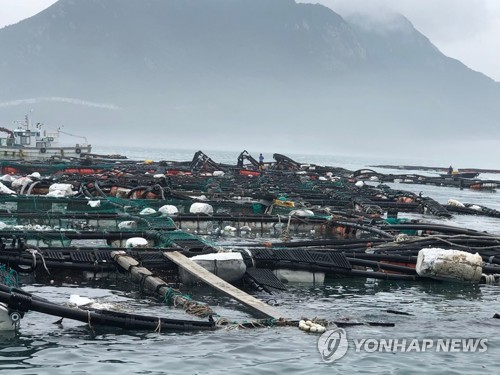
(0, 0), (498, 157)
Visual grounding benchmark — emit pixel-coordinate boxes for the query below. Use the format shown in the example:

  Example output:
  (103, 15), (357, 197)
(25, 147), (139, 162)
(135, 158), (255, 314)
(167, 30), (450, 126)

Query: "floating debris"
(1, 150), (499, 333)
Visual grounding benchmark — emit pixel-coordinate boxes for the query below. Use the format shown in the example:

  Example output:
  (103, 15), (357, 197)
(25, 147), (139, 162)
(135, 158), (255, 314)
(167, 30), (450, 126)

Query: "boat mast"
(25, 110), (33, 131)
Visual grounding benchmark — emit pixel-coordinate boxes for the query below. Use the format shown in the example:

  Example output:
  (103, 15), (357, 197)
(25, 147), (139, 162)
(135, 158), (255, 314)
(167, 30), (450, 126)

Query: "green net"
(21, 232), (72, 247)
(153, 230), (210, 247)
(0, 265), (19, 288)
(134, 215), (176, 231)
(0, 195), (192, 216)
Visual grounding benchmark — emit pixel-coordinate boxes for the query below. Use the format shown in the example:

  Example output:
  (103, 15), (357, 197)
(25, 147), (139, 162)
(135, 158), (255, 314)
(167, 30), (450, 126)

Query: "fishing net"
(0, 265), (19, 288)
(20, 232), (72, 247)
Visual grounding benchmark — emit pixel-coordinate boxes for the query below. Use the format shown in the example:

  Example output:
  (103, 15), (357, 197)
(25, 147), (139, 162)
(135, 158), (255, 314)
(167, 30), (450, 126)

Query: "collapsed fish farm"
(1, 150), (500, 334)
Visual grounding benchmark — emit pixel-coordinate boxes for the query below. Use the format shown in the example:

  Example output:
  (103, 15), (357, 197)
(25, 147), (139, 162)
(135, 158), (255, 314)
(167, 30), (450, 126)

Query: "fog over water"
(0, 0), (499, 169)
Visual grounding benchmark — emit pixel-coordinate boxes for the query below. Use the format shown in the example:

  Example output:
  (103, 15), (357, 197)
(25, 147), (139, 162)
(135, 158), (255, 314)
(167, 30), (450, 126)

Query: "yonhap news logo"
(317, 329), (488, 363)
(317, 328), (349, 363)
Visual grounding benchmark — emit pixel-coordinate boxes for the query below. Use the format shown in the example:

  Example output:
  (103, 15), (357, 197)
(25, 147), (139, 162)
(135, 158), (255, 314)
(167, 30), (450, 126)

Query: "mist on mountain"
(0, 0), (498, 165)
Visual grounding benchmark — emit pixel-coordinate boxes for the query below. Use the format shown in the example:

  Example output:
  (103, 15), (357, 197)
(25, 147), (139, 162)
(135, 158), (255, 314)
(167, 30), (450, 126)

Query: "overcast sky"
(1, 0), (500, 81)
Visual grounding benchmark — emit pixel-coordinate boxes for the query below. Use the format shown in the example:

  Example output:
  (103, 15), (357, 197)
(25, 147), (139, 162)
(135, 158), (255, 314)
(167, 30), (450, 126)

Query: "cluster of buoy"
(0, 222), (56, 232)
(298, 319), (327, 333)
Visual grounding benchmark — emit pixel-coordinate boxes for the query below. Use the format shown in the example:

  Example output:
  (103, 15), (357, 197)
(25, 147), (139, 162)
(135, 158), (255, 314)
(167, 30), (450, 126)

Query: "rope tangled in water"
(215, 317), (293, 330)
(163, 287), (214, 318)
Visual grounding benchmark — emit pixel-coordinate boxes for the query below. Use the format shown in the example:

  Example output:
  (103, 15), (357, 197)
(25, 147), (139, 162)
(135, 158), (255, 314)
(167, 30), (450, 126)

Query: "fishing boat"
(0, 114), (91, 161)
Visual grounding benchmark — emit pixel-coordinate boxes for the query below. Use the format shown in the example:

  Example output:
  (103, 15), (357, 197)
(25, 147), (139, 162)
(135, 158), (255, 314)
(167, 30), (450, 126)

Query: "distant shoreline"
(370, 165), (500, 174)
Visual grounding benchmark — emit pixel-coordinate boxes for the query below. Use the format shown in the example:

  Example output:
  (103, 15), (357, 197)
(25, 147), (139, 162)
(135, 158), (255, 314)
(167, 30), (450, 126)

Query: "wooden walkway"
(164, 251), (284, 319)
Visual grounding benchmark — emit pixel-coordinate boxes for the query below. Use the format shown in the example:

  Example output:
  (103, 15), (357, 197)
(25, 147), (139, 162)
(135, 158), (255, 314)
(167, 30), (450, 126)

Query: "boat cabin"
(0, 118), (59, 149)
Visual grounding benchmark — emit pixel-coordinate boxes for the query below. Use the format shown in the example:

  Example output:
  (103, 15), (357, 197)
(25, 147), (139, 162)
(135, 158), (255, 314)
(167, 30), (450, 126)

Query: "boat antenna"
(57, 126), (88, 145)
(26, 109), (33, 130)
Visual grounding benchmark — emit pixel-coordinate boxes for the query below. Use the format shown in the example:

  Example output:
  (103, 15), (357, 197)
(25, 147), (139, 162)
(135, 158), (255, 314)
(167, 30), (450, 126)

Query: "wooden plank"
(164, 251), (284, 319)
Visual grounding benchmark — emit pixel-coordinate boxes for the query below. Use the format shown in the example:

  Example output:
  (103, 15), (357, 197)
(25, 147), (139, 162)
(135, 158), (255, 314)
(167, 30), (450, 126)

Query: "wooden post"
(111, 251), (214, 317)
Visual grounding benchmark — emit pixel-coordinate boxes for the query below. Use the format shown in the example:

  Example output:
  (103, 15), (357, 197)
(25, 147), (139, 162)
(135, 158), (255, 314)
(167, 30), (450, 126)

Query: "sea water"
(0, 147), (499, 374)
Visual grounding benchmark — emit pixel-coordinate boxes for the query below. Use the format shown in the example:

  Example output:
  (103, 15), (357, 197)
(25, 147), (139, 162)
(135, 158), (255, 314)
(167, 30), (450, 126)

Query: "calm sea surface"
(1, 147), (499, 374)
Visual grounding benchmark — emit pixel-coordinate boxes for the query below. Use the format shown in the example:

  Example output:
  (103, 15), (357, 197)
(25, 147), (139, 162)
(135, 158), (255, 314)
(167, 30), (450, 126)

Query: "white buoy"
(416, 248), (483, 283)
(11, 177), (32, 189)
(298, 319), (326, 333)
(140, 207), (156, 215)
(48, 183), (75, 197)
(0, 182), (15, 195)
(190, 202), (213, 215)
(118, 220), (137, 229)
(275, 269), (325, 284)
(179, 252), (246, 284)
(87, 200), (101, 208)
(125, 237), (149, 248)
(158, 205), (179, 216)
(448, 199), (465, 208)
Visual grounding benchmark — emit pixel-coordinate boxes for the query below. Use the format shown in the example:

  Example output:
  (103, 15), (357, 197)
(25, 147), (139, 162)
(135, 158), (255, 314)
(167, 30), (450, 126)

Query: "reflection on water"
(411, 281), (483, 301)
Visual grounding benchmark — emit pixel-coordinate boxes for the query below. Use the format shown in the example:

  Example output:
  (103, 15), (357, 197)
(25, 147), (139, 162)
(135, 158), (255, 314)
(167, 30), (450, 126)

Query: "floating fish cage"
(1, 151), (500, 334)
